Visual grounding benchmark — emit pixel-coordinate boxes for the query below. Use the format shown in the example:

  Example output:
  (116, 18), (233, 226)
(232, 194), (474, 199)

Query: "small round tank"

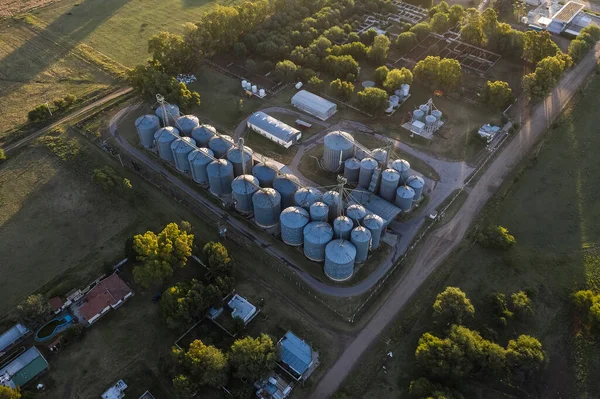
(176, 115), (200, 136)
(252, 161), (277, 188)
(188, 147), (214, 184)
(346, 204), (367, 227)
(227, 146), (254, 177)
(323, 131), (355, 172)
(191, 125), (217, 147)
(333, 216), (353, 240)
(379, 168), (400, 202)
(135, 114), (160, 148)
(432, 109), (443, 121)
(294, 187), (321, 210)
(280, 206), (310, 246)
(389, 159), (411, 183)
(425, 115), (436, 127)
(359, 157), (378, 188)
(351, 227), (372, 263)
(401, 83), (410, 97)
(323, 191), (342, 222)
(303, 222), (334, 262)
(206, 159), (234, 196)
(363, 214), (384, 250)
(324, 239), (356, 281)
(343, 157), (361, 184)
(419, 104), (429, 113)
(273, 174), (300, 209)
(309, 202), (329, 222)
(395, 185), (415, 211)
(208, 135), (235, 158)
(155, 104), (179, 126)
(412, 109), (424, 122)
(231, 175), (259, 213)
(252, 188), (282, 228)
(171, 136), (196, 173)
(371, 148), (388, 165)
(407, 175), (425, 200)
(154, 126), (180, 162)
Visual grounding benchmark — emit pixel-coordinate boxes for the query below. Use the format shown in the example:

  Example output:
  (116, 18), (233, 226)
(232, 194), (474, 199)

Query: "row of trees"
(573, 290), (600, 330)
(128, 63), (200, 109)
(522, 53), (572, 100)
(568, 25), (600, 63)
(413, 56), (462, 90)
(92, 166), (133, 197)
(28, 94), (77, 123)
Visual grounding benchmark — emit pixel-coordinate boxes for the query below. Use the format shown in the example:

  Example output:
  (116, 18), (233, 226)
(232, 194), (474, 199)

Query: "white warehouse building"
(247, 111), (302, 148)
(291, 90), (337, 121)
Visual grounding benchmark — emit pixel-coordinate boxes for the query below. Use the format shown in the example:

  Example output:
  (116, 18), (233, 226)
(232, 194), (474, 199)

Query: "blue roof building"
(277, 332), (315, 380)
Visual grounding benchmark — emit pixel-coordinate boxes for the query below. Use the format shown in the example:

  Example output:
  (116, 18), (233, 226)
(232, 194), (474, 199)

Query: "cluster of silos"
(322, 131), (355, 172)
(372, 158), (422, 212)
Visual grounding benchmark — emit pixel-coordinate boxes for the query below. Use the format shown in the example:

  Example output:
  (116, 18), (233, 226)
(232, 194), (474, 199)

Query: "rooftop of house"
(278, 332), (313, 376)
(0, 324), (30, 353)
(0, 347), (48, 389)
(102, 379), (128, 399)
(228, 294), (257, 323)
(78, 274), (132, 322)
(48, 296), (65, 312)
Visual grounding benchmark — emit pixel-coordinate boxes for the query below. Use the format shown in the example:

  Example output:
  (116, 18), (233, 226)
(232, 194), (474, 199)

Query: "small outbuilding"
(277, 331), (318, 381)
(0, 347), (49, 389)
(227, 294), (258, 324)
(247, 112), (302, 148)
(291, 90), (337, 121)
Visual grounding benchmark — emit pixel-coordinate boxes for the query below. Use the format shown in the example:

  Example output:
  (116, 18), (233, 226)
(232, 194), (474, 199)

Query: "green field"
(341, 70), (600, 398)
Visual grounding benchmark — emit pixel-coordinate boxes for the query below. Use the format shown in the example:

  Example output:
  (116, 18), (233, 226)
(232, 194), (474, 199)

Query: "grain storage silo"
(309, 202), (329, 222)
(333, 216), (353, 240)
(379, 168), (400, 202)
(323, 191), (342, 222)
(207, 159), (234, 196)
(176, 115), (200, 136)
(395, 185), (415, 211)
(171, 137), (196, 173)
(351, 227), (372, 264)
(273, 174), (300, 209)
(208, 135), (235, 158)
(294, 187), (321, 210)
(232, 175), (259, 213)
(188, 147), (214, 184)
(425, 115), (436, 127)
(343, 157), (361, 184)
(252, 188), (282, 228)
(419, 104), (429, 114)
(407, 175), (425, 200)
(191, 125), (217, 147)
(432, 109), (442, 121)
(252, 162), (277, 188)
(135, 114), (160, 148)
(412, 109), (424, 122)
(355, 147), (368, 160)
(371, 148), (388, 165)
(322, 131), (355, 172)
(346, 204), (367, 227)
(324, 239), (356, 281)
(390, 159), (411, 183)
(227, 146), (254, 177)
(359, 157), (378, 188)
(155, 104), (180, 126)
(363, 214), (384, 250)
(303, 222), (334, 262)
(154, 126), (180, 162)
(280, 206), (310, 246)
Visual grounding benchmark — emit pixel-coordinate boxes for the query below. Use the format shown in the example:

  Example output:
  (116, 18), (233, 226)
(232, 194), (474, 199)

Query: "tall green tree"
(438, 58), (461, 89)
(522, 31), (559, 64)
(448, 4), (466, 25)
(413, 55), (441, 86)
(128, 65), (200, 109)
(506, 335), (545, 376)
(148, 31), (195, 74)
(368, 34), (391, 65)
(493, 0), (514, 20)
(396, 32), (418, 54)
(330, 79), (355, 101)
(432, 287), (475, 324)
(325, 55), (359, 79)
(409, 22), (432, 41)
(0, 148), (5, 163)
(383, 68), (413, 92)
(482, 80), (512, 110)
(274, 60), (299, 82)
(568, 39), (591, 63)
(374, 65), (390, 85)
(17, 294), (50, 326)
(461, 12), (484, 46)
(228, 334), (276, 380)
(357, 87), (388, 114)
(203, 241), (231, 272)
(175, 340), (228, 387)
(431, 12), (450, 34)
(0, 386), (20, 399)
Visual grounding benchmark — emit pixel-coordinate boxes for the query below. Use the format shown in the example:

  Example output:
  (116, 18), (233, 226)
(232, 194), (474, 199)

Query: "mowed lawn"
(342, 75), (600, 398)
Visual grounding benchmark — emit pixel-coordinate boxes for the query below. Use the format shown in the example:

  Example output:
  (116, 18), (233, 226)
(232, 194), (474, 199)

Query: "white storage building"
(247, 111), (302, 148)
(291, 90), (337, 121)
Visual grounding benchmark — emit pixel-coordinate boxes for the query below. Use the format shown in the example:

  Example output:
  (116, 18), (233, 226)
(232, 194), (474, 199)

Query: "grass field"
(340, 71), (600, 399)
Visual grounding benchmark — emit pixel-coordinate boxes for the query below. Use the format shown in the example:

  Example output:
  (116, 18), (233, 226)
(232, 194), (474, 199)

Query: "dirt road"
(308, 45), (600, 399)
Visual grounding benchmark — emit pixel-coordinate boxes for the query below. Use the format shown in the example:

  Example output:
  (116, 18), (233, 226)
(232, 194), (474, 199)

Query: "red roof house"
(78, 274), (133, 325)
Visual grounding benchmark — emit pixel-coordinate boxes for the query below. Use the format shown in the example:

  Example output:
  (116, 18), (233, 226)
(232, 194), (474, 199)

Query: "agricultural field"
(340, 69), (600, 399)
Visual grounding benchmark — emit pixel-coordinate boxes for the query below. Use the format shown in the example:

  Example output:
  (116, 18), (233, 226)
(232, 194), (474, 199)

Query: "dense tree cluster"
(478, 225), (516, 250)
(482, 80), (512, 110)
(383, 67), (413, 92)
(573, 290), (600, 329)
(92, 166), (132, 194)
(357, 87), (388, 114)
(522, 53), (572, 99)
(16, 294), (50, 326)
(522, 31), (560, 64)
(568, 25), (600, 63)
(432, 287), (475, 324)
(330, 78), (355, 101)
(413, 56), (461, 90)
(229, 334), (277, 380)
(395, 32), (418, 55)
(128, 64), (200, 109)
(0, 386), (21, 399)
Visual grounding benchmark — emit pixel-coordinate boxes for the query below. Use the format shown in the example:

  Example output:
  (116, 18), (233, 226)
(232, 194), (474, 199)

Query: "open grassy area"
(340, 71), (600, 399)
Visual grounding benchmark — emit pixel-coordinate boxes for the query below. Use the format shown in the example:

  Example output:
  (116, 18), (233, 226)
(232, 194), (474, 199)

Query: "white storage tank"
(208, 135), (235, 158)
(346, 204), (367, 227)
(363, 214), (384, 250)
(323, 191), (342, 222)
(176, 115), (200, 136)
(252, 161), (277, 188)
(425, 115), (436, 127)
(333, 215), (353, 240)
(395, 185), (415, 212)
(379, 168), (400, 202)
(232, 175), (260, 213)
(259, 89), (266, 97)
(407, 175), (425, 200)
(191, 125), (217, 147)
(155, 104), (180, 126)
(294, 187), (322, 210)
(171, 137), (196, 173)
(359, 157), (378, 188)
(303, 222), (334, 262)
(390, 159), (411, 183)
(273, 174), (300, 209)
(242, 80), (248, 88)
(351, 227), (372, 263)
(154, 126), (180, 162)
(431, 109), (442, 121)
(253, 188), (282, 228)
(227, 146), (254, 177)
(207, 159), (234, 196)
(343, 157), (361, 184)
(401, 83), (410, 97)
(188, 147), (214, 184)
(135, 114), (160, 148)
(323, 131), (355, 172)
(324, 239), (356, 281)
(280, 206), (310, 246)
(309, 202), (329, 222)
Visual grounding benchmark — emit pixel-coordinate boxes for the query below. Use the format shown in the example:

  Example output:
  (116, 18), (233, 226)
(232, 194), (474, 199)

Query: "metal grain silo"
(176, 115), (200, 136)
(227, 146), (254, 177)
(303, 222), (334, 262)
(171, 137), (196, 173)
(395, 185), (415, 211)
(379, 168), (400, 202)
(390, 159), (411, 183)
(188, 147), (214, 184)
(323, 131), (355, 172)
(155, 104), (180, 126)
(371, 148), (388, 165)
(346, 204), (367, 227)
(252, 162), (277, 188)
(208, 135), (235, 158)
(419, 104), (429, 114)
(154, 126), (180, 162)
(324, 239), (356, 281)
(191, 125), (217, 147)
(333, 215), (353, 240)
(355, 147), (368, 160)
(273, 174), (300, 209)
(280, 206), (310, 246)
(232, 175), (259, 213)
(359, 157), (378, 188)
(351, 227), (372, 263)
(309, 202), (329, 222)
(343, 157), (361, 184)
(294, 187), (321, 210)
(135, 114), (160, 148)
(412, 109), (424, 122)
(252, 188), (282, 228)
(407, 175), (425, 200)
(432, 109), (443, 121)
(323, 190), (342, 222)
(207, 159), (234, 196)
(363, 214), (384, 249)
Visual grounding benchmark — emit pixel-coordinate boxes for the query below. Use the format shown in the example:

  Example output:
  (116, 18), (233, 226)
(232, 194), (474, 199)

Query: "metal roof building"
(278, 331), (314, 380)
(0, 324), (30, 353)
(291, 90), (337, 121)
(0, 347), (49, 389)
(347, 188), (403, 226)
(227, 294), (257, 324)
(247, 112), (302, 149)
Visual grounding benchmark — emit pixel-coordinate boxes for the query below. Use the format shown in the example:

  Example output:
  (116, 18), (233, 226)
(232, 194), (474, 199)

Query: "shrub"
(0, 148), (5, 163)
(478, 225), (516, 250)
